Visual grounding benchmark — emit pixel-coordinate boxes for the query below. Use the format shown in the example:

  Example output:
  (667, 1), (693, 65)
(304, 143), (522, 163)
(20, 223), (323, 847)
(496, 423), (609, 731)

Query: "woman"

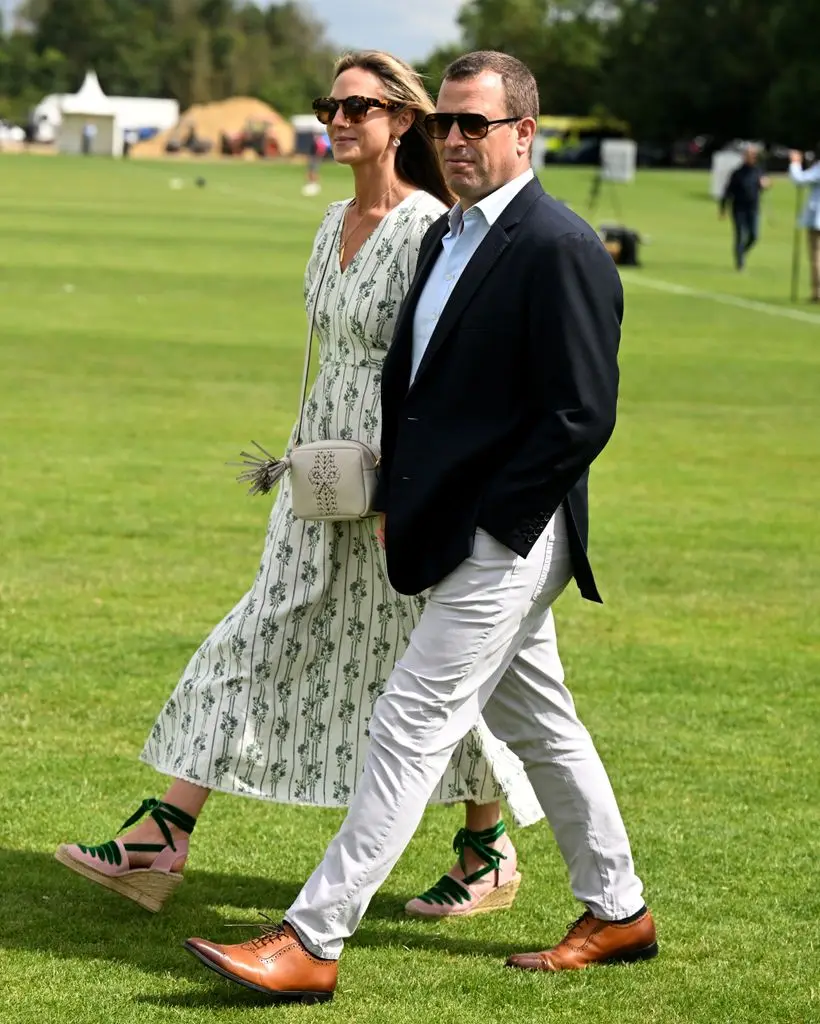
(789, 147), (820, 302)
(55, 51), (542, 918)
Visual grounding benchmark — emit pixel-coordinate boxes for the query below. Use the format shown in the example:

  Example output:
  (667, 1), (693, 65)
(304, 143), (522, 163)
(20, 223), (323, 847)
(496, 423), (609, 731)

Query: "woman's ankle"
(125, 817), (190, 848)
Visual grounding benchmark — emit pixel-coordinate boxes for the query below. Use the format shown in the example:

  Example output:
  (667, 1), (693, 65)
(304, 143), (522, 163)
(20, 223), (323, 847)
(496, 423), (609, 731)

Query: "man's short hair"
(442, 51), (539, 121)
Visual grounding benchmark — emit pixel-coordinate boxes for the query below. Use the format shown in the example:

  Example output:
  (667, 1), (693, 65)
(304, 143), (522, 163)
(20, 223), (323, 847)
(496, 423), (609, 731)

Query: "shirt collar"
(446, 167), (535, 235)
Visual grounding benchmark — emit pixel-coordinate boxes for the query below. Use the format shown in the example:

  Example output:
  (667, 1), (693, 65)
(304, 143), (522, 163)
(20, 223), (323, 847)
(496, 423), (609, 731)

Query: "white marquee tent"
(36, 86), (179, 146)
(59, 71), (123, 156)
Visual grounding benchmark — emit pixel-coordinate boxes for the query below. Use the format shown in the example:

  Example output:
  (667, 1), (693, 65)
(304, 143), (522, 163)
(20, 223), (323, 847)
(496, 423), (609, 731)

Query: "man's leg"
(481, 606), (644, 921)
(285, 520), (567, 960)
(732, 209), (746, 268)
(744, 207), (759, 256)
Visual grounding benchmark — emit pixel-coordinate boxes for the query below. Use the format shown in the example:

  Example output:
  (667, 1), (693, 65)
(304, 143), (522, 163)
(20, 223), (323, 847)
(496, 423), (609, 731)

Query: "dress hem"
(139, 754), (543, 827)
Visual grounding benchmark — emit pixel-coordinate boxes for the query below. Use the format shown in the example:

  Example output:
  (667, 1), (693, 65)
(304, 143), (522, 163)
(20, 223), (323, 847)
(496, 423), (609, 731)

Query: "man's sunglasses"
(424, 113), (520, 140)
(312, 95), (404, 125)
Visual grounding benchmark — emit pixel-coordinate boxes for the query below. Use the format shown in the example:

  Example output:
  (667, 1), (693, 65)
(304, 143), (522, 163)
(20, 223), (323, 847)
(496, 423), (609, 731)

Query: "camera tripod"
(587, 169), (624, 222)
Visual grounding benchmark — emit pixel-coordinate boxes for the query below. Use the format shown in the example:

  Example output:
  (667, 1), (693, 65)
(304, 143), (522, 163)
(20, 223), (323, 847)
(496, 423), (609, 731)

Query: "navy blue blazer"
(374, 177), (622, 600)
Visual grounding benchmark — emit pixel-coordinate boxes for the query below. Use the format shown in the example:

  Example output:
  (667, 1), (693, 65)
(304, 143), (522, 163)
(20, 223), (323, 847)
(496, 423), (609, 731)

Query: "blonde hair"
(333, 50), (452, 206)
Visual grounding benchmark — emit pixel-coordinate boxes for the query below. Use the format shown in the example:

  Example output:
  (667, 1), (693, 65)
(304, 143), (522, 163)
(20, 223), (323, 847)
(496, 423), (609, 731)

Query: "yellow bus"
(538, 115), (630, 160)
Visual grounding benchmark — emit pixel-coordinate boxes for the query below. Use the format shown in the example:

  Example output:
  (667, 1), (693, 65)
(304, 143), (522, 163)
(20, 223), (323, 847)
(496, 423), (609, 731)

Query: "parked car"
(671, 134), (720, 168)
(636, 141), (670, 167)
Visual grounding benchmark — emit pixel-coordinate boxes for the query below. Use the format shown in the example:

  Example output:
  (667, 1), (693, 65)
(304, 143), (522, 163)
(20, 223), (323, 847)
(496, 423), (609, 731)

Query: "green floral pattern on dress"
(141, 192), (542, 825)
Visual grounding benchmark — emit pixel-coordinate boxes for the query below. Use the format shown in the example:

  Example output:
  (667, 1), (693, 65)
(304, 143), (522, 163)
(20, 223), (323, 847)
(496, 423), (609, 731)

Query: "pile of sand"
(132, 96), (295, 159)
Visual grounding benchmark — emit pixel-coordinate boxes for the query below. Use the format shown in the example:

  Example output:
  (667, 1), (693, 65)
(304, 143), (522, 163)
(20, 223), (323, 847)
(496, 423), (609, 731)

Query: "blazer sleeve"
(478, 231), (621, 539)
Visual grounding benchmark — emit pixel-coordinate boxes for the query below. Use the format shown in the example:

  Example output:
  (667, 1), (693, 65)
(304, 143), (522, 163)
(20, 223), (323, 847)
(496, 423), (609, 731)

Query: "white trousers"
(285, 509), (644, 959)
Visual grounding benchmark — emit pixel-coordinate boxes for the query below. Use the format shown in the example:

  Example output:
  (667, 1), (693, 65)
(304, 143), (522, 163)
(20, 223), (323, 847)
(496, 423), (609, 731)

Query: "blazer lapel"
(408, 177), (545, 392)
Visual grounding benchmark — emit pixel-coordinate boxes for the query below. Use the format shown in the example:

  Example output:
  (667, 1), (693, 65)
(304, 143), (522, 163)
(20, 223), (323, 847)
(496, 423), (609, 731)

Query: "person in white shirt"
(789, 147), (820, 302)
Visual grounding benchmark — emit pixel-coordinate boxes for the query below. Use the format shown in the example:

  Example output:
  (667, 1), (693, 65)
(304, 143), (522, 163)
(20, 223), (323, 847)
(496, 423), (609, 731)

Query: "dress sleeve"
(404, 198), (446, 280)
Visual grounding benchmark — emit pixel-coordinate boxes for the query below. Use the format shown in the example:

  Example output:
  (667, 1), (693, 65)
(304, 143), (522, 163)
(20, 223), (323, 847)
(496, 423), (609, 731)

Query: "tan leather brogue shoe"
(506, 908), (658, 972)
(184, 922), (337, 1002)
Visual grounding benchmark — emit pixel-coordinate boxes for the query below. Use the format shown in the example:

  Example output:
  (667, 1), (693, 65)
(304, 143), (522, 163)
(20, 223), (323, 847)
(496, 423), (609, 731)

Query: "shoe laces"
(564, 911), (594, 940)
(225, 912), (289, 950)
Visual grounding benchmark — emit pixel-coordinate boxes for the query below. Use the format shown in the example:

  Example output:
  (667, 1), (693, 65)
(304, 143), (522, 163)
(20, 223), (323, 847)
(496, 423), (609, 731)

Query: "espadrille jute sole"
(405, 871), (521, 918)
(55, 845), (183, 913)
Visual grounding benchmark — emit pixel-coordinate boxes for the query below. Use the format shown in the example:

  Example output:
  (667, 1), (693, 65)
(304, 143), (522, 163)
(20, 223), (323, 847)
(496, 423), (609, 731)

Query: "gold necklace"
(339, 183), (397, 265)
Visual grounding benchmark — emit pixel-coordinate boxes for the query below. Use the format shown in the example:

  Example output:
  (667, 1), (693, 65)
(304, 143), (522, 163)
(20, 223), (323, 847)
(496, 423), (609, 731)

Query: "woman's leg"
(55, 777), (211, 910)
(109, 779), (211, 871)
(404, 797), (518, 917)
(461, 799), (503, 872)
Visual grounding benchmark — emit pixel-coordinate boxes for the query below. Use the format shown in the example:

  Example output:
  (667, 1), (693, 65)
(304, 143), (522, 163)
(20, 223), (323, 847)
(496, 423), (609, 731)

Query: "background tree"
(2, 0), (820, 149)
(0, 0), (335, 119)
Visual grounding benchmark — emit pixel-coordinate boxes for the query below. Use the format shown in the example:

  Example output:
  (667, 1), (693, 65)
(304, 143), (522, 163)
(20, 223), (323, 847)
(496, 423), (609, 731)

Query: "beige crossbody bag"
(234, 215), (380, 521)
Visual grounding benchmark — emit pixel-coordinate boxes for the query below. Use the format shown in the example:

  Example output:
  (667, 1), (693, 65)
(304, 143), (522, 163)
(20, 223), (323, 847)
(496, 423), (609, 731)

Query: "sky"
(293, 0), (463, 62)
(0, 1), (464, 63)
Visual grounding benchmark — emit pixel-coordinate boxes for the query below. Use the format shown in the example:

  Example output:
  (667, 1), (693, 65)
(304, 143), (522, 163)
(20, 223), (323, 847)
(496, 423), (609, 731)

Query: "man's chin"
(445, 174), (480, 196)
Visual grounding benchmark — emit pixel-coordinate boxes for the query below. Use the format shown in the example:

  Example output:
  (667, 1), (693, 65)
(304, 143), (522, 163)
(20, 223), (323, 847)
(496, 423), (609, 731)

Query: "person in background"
(302, 131), (330, 196)
(81, 121), (97, 156)
(122, 129), (138, 158)
(789, 147), (820, 303)
(719, 144), (771, 270)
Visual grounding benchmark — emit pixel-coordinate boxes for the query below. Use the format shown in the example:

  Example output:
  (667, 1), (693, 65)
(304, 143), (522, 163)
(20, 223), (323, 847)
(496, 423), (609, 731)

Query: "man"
(719, 143), (771, 270)
(185, 51), (656, 1003)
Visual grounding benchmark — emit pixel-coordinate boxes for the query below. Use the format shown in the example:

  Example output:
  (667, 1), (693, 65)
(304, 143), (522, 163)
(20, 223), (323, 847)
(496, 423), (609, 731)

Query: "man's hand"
(376, 514), (386, 549)
(761, 175), (772, 190)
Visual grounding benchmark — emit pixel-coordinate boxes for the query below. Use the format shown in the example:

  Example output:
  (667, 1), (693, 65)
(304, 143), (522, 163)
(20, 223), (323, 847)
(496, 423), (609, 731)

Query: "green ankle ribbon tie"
(415, 821), (508, 907)
(118, 797), (198, 851)
(76, 797), (197, 862)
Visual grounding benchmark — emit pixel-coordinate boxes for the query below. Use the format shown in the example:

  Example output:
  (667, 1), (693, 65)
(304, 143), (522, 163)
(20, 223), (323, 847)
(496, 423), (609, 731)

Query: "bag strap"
(294, 207), (346, 445)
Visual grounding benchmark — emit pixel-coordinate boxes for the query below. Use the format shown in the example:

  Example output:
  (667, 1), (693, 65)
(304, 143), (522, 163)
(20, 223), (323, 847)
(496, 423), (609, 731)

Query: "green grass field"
(1, 154), (818, 1024)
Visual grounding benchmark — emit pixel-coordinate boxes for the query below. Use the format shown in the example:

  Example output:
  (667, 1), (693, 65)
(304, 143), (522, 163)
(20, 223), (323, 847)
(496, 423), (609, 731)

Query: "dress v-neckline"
(337, 192), (418, 274)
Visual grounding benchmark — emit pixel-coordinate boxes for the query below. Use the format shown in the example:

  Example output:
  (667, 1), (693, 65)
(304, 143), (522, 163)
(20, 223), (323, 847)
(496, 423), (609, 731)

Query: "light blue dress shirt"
(790, 160), (820, 230)
(410, 168), (535, 384)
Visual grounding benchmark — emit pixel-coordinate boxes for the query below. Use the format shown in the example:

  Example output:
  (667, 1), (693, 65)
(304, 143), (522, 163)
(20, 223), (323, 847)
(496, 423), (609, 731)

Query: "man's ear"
(516, 116), (537, 157)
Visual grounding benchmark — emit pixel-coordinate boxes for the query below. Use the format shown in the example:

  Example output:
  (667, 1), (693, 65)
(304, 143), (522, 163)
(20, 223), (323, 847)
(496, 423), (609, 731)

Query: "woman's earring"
(392, 136), (401, 148)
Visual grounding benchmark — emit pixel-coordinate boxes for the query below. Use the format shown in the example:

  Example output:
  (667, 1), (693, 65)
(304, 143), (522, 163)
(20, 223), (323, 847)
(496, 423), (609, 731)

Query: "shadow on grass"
(133, 988), (307, 1010)
(0, 847), (520, 983)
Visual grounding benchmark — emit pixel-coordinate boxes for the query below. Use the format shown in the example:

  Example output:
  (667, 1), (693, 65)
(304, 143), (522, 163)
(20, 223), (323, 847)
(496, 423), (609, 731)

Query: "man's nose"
(445, 120), (466, 145)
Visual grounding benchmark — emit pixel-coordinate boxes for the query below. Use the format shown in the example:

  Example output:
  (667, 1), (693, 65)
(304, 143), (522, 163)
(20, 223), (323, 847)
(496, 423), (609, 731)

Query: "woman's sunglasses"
(424, 113), (520, 140)
(313, 95), (403, 126)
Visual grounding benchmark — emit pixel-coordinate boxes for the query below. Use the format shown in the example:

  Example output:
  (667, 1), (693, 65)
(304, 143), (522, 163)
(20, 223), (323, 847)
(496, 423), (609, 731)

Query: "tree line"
(0, 0), (336, 122)
(2, 0), (819, 148)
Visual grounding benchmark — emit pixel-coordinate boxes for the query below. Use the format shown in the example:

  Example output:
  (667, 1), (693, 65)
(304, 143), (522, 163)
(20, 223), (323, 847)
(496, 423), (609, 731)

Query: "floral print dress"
(142, 191), (543, 826)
